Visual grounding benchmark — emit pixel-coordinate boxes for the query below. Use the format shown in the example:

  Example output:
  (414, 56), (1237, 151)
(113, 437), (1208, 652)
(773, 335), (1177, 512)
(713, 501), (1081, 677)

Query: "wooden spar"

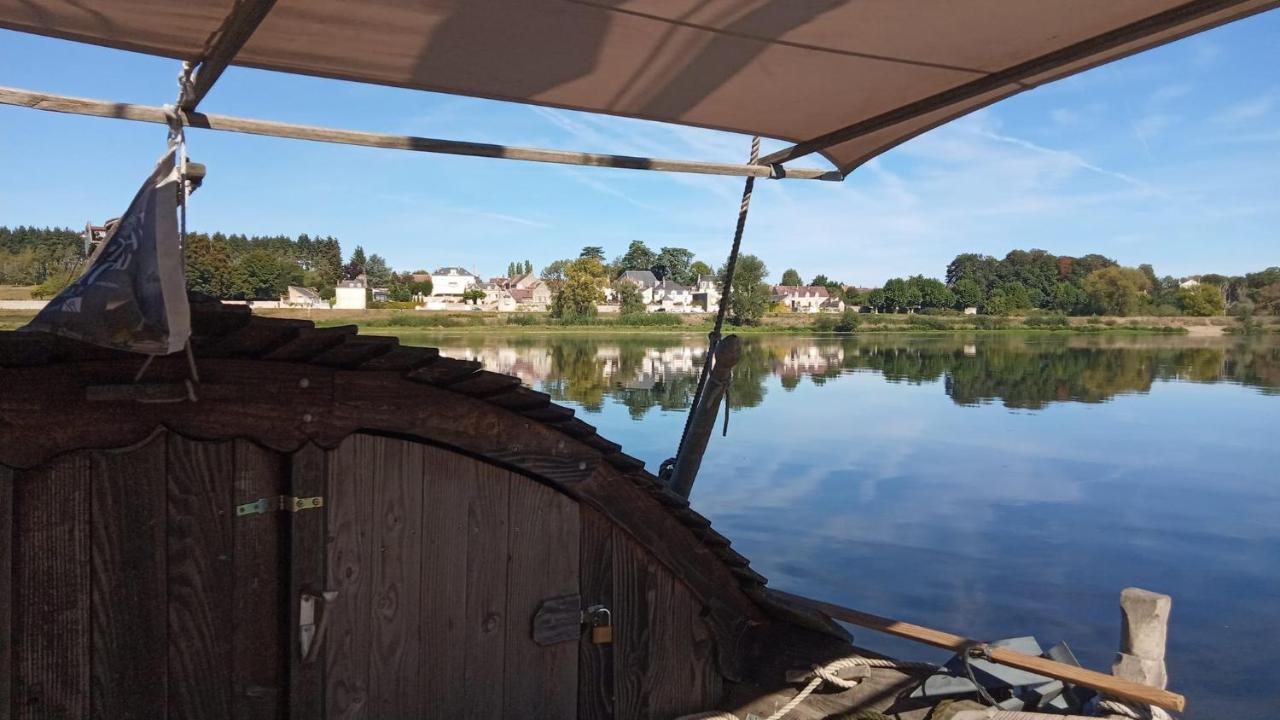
(668, 335), (741, 498)
(183, 0), (279, 111)
(0, 86), (842, 181)
(771, 590), (1187, 713)
(759, 0), (1262, 166)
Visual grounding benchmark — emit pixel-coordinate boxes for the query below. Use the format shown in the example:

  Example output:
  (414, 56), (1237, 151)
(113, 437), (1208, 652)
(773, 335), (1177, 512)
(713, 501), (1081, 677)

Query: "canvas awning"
(2, 0), (1276, 175)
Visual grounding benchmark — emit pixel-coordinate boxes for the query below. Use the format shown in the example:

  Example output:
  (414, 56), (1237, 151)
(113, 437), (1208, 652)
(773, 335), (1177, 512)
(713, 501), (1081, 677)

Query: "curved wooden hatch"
(0, 302), (854, 719)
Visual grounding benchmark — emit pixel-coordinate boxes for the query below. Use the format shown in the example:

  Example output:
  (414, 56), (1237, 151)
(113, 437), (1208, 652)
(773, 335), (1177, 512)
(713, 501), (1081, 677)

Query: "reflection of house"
(334, 274), (367, 309)
(286, 285), (323, 307)
(430, 266), (479, 296)
(773, 285), (842, 313)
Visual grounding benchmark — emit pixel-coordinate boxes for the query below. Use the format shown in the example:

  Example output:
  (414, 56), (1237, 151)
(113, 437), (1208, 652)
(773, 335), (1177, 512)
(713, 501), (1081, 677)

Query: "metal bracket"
(237, 495), (324, 516)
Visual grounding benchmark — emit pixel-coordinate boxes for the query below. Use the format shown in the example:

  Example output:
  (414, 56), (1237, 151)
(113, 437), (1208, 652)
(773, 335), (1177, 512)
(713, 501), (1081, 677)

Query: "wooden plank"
(288, 443), (328, 719)
(12, 453), (92, 720)
(325, 435), (375, 720)
(612, 528), (722, 720)
(773, 590), (1187, 713)
(167, 435), (236, 720)
(417, 446), (474, 715)
(232, 440), (285, 720)
(504, 476), (579, 718)
(462, 462), (511, 720)
(368, 438), (425, 718)
(90, 435), (168, 719)
(182, 0), (279, 111)
(578, 507), (614, 720)
(0, 465), (12, 718)
(0, 86), (841, 181)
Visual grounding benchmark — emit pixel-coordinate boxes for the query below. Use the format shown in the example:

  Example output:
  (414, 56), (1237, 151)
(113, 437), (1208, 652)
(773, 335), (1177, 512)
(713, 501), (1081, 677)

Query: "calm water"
(422, 332), (1279, 717)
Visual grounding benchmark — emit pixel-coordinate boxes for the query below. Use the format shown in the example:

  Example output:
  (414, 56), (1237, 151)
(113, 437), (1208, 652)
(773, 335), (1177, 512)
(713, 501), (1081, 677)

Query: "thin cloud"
(1211, 94), (1276, 124)
(975, 129), (1149, 189)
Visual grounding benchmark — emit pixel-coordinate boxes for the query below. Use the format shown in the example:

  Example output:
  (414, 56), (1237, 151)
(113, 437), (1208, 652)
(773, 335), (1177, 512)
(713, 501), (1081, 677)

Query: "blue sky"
(1, 12), (1276, 286)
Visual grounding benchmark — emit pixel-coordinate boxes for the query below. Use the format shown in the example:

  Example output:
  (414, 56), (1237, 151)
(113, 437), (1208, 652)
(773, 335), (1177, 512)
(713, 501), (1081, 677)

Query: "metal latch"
(237, 495), (325, 516)
(299, 590), (338, 663)
(583, 604), (612, 645)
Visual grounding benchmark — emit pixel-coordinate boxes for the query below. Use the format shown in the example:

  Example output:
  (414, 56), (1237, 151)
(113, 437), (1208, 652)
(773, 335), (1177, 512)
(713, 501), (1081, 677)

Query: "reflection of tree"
(440, 335), (1279, 418)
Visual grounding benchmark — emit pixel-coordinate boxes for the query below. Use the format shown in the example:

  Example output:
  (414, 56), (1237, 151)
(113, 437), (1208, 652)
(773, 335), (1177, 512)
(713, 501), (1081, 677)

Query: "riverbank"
(2, 307), (1272, 335)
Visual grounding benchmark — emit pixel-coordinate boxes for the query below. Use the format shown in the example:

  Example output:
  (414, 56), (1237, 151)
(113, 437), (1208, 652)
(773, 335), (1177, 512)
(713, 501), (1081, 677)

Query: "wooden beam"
(759, 0), (1265, 166)
(771, 590), (1187, 713)
(0, 85), (841, 181)
(183, 0), (279, 111)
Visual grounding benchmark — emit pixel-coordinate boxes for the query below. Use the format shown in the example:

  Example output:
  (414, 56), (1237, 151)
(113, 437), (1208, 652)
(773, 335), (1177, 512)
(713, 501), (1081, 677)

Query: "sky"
(1, 11), (1277, 286)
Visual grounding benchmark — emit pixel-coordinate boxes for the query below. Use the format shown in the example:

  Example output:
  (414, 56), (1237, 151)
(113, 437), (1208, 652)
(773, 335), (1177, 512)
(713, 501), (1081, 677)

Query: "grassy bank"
(2, 307), (1272, 336)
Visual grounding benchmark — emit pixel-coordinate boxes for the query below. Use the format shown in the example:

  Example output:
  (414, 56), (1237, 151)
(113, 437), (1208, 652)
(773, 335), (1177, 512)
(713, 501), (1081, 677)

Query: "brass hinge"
(237, 495), (325, 516)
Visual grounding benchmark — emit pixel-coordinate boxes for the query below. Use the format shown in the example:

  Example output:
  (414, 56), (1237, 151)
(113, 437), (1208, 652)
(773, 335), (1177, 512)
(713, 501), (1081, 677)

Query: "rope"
(663, 135), (761, 483)
(673, 655), (937, 720)
(961, 643), (1001, 707)
(1096, 698), (1173, 720)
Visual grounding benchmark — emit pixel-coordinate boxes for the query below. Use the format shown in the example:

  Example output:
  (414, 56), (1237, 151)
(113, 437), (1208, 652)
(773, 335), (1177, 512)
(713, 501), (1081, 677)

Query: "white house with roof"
(617, 270), (659, 303)
(430, 266), (479, 296)
(510, 282), (552, 311)
(648, 279), (695, 312)
(692, 275), (720, 311)
(285, 285), (324, 307)
(334, 275), (367, 309)
(773, 285), (841, 313)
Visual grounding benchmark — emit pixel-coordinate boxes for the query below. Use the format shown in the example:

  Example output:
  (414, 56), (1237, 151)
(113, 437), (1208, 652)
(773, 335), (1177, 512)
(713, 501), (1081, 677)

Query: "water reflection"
(435, 335), (1280, 415)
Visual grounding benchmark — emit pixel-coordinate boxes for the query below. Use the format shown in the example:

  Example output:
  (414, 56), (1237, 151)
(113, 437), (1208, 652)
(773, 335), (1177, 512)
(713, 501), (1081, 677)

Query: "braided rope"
(674, 655), (937, 720)
(1096, 698), (1172, 720)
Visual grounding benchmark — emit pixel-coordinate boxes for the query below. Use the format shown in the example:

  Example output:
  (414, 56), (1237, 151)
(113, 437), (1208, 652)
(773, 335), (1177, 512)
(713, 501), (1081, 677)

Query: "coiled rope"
(674, 654), (936, 720)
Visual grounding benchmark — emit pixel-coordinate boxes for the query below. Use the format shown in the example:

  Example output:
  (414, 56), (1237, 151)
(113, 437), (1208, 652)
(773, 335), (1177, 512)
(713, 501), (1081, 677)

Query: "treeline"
(857, 249), (1278, 317)
(0, 226), (83, 295)
(185, 232), (344, 300)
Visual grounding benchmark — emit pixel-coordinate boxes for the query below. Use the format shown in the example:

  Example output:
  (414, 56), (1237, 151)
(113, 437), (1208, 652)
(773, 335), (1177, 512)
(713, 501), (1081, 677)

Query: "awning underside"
(2, 0), (1275, 175)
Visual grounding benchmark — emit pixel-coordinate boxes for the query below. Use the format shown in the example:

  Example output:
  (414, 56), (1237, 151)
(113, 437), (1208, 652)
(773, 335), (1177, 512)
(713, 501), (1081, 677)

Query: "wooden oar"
(771, 590), (1186, 713)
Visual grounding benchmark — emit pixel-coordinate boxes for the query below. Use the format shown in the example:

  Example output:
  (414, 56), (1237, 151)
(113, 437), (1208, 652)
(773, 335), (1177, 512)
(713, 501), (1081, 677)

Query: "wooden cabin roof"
(0, 297), (848, 651)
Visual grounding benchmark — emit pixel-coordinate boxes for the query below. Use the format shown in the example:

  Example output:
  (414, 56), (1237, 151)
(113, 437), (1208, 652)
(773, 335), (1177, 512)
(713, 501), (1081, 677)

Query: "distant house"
(509, 272), (544, 290)
(618, 270), (660, 304)
(1179, 278), (1201, 289)
(371, 287), (390, 303)
(649, 279), (694, 312)
(510, 283), (552, 311)
(476, 282), (517, 311)
(692, 275), (720, 312)
(430, 267), (479, 296)
(772, 285), (833, 313)
(334, 274), (367, 310)
(286, 285), (323, 307)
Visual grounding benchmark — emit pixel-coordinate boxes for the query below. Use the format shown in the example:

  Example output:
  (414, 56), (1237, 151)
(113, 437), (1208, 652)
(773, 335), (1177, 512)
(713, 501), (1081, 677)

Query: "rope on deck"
(674, 655), (937, 720)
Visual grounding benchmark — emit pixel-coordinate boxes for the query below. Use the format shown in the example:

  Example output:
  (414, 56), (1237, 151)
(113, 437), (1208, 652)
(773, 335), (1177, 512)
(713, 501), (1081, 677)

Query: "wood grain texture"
(325, 435), (375, 720)
(12, 453), (91, 720)
(578, 507), (615, 720)
(90, 435), (168, 719)
(504, 477), (580, 718)
(288, 443), (328, 719)
(612, 527), (722, 720)
(417, 445), (475, 715)
(232, 440), (285, 720)
(368, 438), (425, 718)
(461, 463), (511, 720)
(0, 465), (12, 718)
(167, 435), (235, 720)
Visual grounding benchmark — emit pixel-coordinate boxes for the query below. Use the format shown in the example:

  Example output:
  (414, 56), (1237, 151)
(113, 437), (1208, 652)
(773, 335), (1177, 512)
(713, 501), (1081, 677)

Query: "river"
(412, 332), (1279, 718)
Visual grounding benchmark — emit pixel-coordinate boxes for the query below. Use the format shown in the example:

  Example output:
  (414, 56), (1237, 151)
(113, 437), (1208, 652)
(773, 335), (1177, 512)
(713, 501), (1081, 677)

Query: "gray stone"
(1111, 651), (1168, 690)
(1119, 587), (1172, 660)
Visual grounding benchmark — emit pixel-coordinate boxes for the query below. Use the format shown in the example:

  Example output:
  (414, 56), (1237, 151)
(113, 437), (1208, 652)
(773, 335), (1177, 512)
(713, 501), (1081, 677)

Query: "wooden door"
(312, 433), (581, 719)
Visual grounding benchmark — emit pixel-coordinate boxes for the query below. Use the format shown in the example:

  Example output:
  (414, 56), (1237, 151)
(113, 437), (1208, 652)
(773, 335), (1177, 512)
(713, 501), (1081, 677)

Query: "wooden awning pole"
(0, 86), (842, 181)
(771, 590), (1186, 713)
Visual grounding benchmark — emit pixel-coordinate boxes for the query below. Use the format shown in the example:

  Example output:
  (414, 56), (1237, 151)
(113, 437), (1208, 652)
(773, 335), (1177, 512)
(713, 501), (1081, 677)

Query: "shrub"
(834, 308), (860, 333)
(616, 312), (684, 326)
(366, 300), (419, 310)
(504, 313), (547, 326)
(974, 315), (1010, 330)
(907, 314), (952, 331)
(1024, 313), (1069, 328)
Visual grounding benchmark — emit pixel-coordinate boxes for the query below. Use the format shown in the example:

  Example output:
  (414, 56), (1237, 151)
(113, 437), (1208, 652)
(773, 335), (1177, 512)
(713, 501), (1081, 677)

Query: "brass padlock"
(585, 605), (612, 645)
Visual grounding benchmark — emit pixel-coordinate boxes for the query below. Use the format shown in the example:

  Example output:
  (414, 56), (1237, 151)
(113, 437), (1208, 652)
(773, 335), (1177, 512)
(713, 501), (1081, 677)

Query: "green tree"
(882, 278), (908, 312)
(462, 287), (487, 305)
(619, 240), (657, 271)
(541, 259), (571, 284)
(614, 280), (646, 315)
(550, 257), (607, 319)
(689, 260), (713, 281)
(721, 254), (770, 325)
(1177, 284), (1225, 316)
(580, 246), (605, 261)
(365, 253), (392, 287)
(867, 288), (887, 312)
(185, 233), (234, 297)
(655, 246), (695, 285)
(1083, 266), (1152, 316)
(349, 246), (367, 273)
(952, 278), (984, 309)
(1049, 281), (1086, 314)
(314, 237), (343, 287)
(914, 276), (954, 309)
(780, 269), (803, 286)
(946, 253), (1000, 292)
(232, 249), (292, 299)
(984, 282), (1034, 315)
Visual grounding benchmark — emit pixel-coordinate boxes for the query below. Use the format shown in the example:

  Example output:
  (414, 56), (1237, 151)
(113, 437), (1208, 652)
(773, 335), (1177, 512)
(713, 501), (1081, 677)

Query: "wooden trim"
(773, 590), (1187, 713)
(184, 0), (279, 111)
(0, 85), (841, 181)
(759, 0), (1266, 166)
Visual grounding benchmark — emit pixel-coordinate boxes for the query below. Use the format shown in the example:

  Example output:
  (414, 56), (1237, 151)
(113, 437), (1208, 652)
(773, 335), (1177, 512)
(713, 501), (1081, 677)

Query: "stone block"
(1119, 587), (1172, 660)
(1112, 651), (1168, 689)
